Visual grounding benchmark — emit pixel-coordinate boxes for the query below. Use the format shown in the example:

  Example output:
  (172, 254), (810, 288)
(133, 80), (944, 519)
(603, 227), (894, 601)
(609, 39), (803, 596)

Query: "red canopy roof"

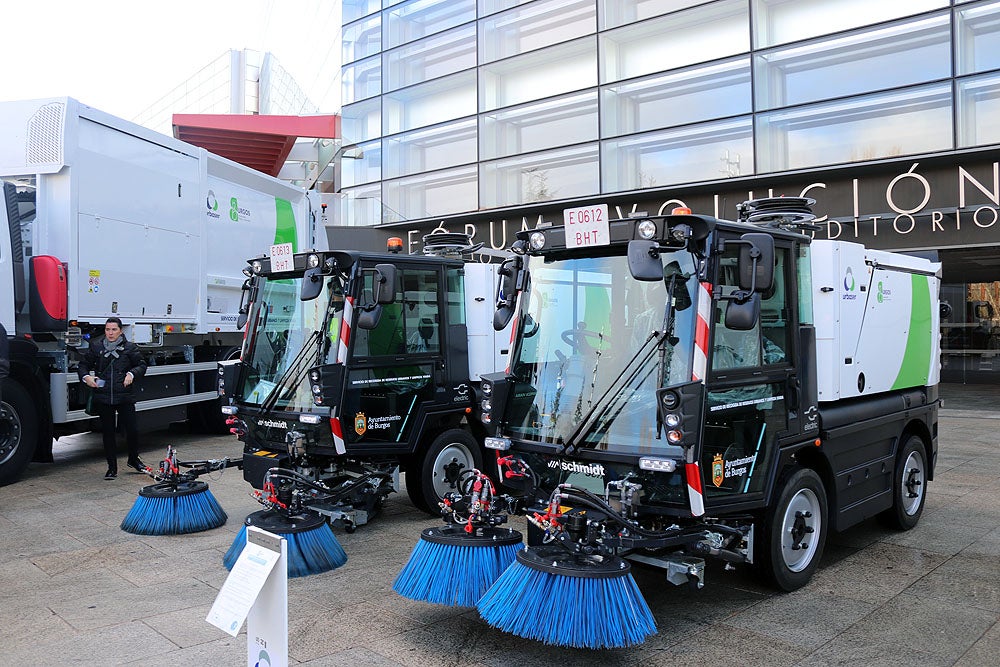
(172, 114), (341, 177)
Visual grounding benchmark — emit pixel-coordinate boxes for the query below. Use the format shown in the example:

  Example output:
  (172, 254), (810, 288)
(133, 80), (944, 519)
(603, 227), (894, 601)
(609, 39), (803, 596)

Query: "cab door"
(702, 239), (798, 506)
(341, 262), (443, 450)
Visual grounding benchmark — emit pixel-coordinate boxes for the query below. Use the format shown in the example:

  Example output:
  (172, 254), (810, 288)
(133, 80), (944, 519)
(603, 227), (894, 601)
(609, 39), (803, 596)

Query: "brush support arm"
(250, 465), (394, 517)
(527, 483), (753, 559)
(143, 445), (243, 484)
(438, 468), (521, 530)
(176, 457), (243, 477)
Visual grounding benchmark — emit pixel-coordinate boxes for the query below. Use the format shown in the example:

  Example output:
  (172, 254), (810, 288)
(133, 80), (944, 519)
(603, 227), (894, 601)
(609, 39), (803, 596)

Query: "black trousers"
(96, 402), (139, 472)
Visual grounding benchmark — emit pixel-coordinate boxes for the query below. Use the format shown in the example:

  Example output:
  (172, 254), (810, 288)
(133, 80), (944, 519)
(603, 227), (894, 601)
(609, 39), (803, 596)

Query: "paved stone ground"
(2, 402), (998, 666)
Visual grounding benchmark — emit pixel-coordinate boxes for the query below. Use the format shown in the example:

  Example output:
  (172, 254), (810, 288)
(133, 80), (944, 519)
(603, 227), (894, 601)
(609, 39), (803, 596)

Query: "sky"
(1, 0), (342, 120)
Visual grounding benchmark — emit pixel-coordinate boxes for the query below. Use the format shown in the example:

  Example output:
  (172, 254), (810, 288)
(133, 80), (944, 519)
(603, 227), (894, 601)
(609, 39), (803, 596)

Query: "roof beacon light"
(387, 237), (403, 254)
(672, 206), (692, 215)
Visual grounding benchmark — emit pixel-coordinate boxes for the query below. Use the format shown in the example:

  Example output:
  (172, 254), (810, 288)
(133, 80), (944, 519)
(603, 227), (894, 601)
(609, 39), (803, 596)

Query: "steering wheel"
(561, 326), (601, 353)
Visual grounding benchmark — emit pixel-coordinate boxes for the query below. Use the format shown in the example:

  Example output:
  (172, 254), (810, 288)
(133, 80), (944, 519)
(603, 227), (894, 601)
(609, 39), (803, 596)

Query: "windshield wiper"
(260, 329), (322, 413)
(560, 330), (662, 455)
(560, 272), (684, 455)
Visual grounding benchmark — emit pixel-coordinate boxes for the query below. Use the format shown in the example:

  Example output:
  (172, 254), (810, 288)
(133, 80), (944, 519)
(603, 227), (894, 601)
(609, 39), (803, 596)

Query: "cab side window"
(352, 267), (441, 358)
(711, 247), (790, 371)
(402, 269), (440, 353)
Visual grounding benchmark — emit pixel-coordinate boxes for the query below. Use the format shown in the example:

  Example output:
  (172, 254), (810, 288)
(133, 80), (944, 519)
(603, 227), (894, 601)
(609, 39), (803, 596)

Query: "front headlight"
(637, 219), (657, 239)
(661, 390), (680, 410)
(639, 457), (677, 472)
(484, 437), (510, 450)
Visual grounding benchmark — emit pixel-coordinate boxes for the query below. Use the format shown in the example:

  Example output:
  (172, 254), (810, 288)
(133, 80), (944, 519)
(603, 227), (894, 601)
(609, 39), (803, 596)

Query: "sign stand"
(206, 527), (289, 667)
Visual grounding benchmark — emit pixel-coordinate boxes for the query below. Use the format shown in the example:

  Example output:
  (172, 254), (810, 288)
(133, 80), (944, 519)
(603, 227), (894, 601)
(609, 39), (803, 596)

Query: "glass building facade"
(339, 0), (1000, 226)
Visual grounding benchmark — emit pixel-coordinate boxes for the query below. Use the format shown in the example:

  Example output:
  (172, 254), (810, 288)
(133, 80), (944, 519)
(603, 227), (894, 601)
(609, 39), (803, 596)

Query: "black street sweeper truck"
(217, 234), (512, 531)
(397, 197), (941, 648)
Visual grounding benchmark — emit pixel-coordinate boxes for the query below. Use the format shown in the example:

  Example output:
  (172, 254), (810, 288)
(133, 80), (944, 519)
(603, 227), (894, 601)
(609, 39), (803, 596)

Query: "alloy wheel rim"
(781, 487), (821, 572)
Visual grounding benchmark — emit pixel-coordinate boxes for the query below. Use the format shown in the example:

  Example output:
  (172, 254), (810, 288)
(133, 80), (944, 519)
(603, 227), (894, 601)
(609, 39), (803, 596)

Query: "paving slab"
(636, 624), (803, 667)
(954, 620), (1000, 667)
(49, 577), (218, 631)
(724, 589), (878, 650)
(809, 593), (995, 664)
(906, 551), (1000, 613)
(2, 412), (999, 666)
(5, 619), (179, 666)
(300, 646), (406, 666)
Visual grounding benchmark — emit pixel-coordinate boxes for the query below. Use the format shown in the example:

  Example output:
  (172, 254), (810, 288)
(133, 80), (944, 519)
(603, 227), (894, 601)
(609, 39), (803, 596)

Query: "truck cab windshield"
(240, 273), (344, 411)
(506, 251), (699, 455)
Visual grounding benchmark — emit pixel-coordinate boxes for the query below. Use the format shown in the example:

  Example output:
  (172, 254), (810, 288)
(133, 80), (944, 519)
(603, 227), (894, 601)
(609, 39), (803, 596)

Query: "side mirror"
(725, 293), (760, 331)
(373, 264), (397, 305)
(236, 278), (252, 329)
(940, 302), (953, 319)
(358, 304), (383, 330)
(493, 257), (522, 331)
(628, 240), (665, 281)
(494, 305), (515, 331)
(300, 266), (324, 301)
(738, 233), (774, 293)
(664, 260), (692, 312)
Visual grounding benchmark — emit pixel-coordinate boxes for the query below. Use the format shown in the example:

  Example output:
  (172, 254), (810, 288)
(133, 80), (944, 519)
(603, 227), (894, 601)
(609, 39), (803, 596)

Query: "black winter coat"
(78, 336), (147, 405)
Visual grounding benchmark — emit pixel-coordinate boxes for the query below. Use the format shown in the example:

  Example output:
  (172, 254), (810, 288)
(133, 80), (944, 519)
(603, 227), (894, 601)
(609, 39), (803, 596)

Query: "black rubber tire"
(879, 435), (928, 531)
(759, 467), (828, 592)
(405, 428), (483, 515)
(0, 380), (40, 486)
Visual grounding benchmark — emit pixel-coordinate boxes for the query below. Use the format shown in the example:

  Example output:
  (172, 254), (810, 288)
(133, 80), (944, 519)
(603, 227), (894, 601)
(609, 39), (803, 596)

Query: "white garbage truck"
(0, 97), (324, 485)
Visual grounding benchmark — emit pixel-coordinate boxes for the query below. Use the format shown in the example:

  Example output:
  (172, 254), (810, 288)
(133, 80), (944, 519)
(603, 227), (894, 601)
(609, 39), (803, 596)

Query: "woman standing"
(79, 317), (147, 479)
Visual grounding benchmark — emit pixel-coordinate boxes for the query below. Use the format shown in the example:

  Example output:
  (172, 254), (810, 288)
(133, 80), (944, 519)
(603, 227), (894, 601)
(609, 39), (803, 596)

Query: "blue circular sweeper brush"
(394, 523), (523, 607)
(477, 543), (656, 649)
(121, 480), (227, 535)
(224, 509), (347, 578)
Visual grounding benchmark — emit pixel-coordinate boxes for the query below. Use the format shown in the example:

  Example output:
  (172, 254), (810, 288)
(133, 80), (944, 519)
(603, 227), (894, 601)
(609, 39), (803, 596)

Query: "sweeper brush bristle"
(393, 525), (523, 607)
(120, 481), (227, 535)
(477, 545), (656, 649)
(222, 523), (248, 569)
(222, 509), (347, 578)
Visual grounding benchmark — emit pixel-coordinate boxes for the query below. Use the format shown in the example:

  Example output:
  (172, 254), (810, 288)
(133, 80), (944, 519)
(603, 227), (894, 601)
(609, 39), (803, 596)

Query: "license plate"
(270, 242), (294, 272)
(563, 204), (610, 248)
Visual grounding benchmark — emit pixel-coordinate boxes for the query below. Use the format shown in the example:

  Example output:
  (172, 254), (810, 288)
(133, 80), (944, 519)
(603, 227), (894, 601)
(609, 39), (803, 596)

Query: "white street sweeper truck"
(0, 97), (324, 485)
(395, 197), (940, 649)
